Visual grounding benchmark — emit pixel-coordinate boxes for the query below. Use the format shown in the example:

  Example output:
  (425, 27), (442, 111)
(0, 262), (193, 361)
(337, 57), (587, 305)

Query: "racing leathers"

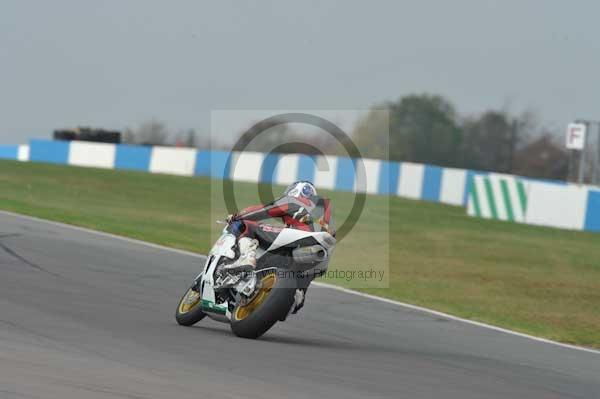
(225, 195), (334, 314)
(228, 195), (333, 247)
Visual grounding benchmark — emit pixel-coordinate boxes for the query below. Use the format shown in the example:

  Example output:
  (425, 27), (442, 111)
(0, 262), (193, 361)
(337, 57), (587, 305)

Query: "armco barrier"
(12, 138), (600, 233)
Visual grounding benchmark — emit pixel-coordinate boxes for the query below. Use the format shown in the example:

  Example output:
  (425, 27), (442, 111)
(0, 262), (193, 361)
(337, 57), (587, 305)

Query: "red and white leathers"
(237, 195), (332, 238)
(225, 195), (334, 271)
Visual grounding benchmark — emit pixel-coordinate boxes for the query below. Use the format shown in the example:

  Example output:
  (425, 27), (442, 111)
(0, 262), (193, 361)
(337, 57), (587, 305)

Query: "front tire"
(230, 269), (296, 339)
(175, 285), (206, 326)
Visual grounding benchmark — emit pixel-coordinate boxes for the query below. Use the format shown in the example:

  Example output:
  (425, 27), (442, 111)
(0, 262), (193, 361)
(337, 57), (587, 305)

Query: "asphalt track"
(0, 212), (598, 399)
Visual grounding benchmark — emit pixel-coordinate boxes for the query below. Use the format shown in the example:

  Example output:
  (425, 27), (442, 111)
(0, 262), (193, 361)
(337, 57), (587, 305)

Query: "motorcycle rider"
(224, 181), (334, 314)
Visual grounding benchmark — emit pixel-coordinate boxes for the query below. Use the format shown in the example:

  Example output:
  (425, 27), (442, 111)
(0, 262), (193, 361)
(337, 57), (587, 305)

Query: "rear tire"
(175, 285), (206, 326)
(230, 269), (295, 339)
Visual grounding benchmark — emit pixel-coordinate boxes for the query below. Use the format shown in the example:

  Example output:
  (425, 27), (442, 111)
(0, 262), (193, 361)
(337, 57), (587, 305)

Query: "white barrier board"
(18, 145), (29, 162)
(275, 154), (299, 185)
(355, 158), (381, 194)
(230, 151), (264, 183)
(149, 146), (197, 176)
(525, 182), (588, 230)
(313, 155), (337, 190)
(440, 168), (466, 205)
(398, 162), (424, 199)
(69, 141), (116, 169)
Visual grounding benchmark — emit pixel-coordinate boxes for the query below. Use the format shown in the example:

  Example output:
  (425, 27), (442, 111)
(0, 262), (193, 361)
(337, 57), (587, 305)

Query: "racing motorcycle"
(174, 221), (336, 339)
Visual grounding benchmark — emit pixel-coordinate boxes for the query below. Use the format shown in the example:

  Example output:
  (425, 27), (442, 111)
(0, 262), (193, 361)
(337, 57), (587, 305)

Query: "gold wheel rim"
(234, 273), (277, 321)
(178, 288), (201, 314)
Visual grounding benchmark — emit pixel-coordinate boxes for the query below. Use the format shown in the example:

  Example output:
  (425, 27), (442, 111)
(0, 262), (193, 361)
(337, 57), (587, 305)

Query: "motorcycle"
(175, 221), (336, 339)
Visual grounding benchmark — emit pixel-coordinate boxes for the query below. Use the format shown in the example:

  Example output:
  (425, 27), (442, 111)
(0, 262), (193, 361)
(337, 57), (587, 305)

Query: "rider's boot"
(290, 288), (307, 315)
(224, 237), (258, 273)
(280, 288), (307, 321)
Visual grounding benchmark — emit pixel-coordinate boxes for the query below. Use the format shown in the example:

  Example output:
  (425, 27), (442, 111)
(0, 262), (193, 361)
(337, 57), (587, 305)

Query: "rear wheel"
(230, 270), (295, 339)
(175, 285), (206, 326)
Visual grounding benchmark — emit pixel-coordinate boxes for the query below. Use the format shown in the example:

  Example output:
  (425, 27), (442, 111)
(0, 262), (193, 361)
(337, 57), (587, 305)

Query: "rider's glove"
(226, 214), (246, 236)
(292, 208), (312, 224)
(299, 214), (312, 224)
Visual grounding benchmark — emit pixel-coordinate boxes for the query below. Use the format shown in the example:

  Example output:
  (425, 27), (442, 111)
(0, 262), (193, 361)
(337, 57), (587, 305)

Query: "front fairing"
(209, 228), (236, 259)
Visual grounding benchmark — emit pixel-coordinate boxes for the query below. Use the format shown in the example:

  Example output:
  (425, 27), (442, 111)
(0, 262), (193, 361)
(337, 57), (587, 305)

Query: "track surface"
(0, 212), (598, 399)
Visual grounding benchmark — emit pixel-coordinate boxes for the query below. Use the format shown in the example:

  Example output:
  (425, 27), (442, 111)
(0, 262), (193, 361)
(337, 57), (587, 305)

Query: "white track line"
(311, 282), (600, 355)
(0, 210), (206, 259)
(1, 209), (599, 356)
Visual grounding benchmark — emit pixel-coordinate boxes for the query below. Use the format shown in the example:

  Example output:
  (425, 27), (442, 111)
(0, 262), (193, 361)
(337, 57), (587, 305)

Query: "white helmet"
(283, 181), (317, 199)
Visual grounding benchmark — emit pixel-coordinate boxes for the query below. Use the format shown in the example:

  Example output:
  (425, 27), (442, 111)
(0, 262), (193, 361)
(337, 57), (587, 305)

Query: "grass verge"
(1, 159), (599, 348)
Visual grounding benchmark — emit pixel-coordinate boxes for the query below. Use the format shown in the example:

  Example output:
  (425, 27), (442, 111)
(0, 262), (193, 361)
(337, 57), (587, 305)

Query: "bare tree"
(137, 119), (169, 145)
(122, 127), (136, 144)
(123, 119), (170, 145)
(185, 129), (196, 147)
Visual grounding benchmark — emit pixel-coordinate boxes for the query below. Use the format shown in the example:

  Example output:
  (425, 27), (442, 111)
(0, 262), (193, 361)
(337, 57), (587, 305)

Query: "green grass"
(1, 159), (600, 348)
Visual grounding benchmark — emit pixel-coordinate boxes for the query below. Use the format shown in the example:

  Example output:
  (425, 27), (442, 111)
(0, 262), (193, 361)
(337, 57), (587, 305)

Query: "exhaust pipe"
(292, 245), (327, 264)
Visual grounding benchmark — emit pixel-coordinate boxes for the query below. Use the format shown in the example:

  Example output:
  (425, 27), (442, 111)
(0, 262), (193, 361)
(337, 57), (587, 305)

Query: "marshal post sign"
(566, 123), (587, 150)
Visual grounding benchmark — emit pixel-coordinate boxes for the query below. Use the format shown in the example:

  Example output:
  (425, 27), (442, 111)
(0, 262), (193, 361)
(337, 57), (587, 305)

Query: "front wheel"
(230, 269), (296, 339)
(175, 284), (206, 326)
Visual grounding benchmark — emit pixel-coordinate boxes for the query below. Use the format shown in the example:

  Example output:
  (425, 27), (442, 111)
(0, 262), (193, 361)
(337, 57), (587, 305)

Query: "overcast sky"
(2, 0), (600, 144)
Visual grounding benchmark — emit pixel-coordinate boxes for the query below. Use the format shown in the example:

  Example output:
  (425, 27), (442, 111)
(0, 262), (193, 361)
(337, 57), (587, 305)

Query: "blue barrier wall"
(297, 154), (316, 182)
(115, 144), (152, 171)
(585, 190), (600, 232)
(194, 150), (230, 179)
(0, 145), (19, 160)
(29, 139), (69, 164)
(378, 161), (400, 195)
(422, 165), (443, 202)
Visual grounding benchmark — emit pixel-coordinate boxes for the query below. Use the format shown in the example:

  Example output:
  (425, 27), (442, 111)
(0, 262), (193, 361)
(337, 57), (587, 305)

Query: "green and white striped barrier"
(467, 175), (529, 222)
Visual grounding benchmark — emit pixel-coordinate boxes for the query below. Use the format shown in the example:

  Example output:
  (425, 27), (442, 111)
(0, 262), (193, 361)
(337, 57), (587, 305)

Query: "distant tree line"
(351, 94), (569, 179)
(119, 94), (573, 181)
(122, 119), (212, 149)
